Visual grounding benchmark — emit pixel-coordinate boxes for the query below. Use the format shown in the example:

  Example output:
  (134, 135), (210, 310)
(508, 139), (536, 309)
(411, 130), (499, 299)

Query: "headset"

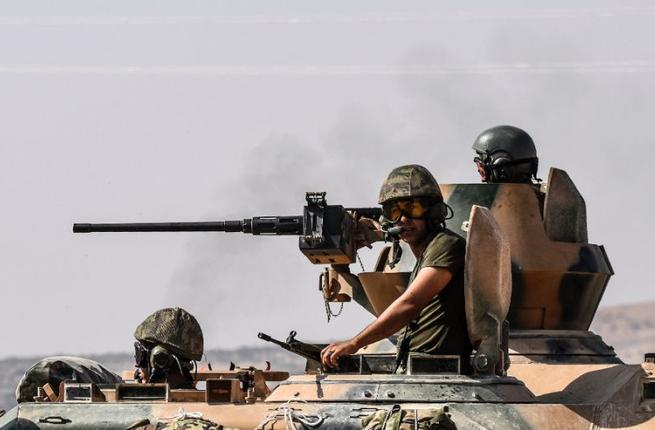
(475, 151), (538, 183)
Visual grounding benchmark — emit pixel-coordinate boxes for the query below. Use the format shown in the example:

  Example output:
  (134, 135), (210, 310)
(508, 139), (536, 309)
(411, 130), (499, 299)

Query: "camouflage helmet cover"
(134, 307), (204, 361)
(378, 164), (443, 205)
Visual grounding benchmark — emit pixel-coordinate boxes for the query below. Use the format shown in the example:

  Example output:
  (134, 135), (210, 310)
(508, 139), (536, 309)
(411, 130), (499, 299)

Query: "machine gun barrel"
(73, 216), (304, 235)
(73, 192), (384, 264)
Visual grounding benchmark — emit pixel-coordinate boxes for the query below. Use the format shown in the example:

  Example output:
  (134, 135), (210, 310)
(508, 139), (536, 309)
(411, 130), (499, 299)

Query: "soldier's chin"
(400, 231), (416, 243)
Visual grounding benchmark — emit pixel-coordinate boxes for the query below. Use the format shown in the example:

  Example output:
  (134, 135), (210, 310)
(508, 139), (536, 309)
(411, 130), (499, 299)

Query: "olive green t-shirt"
(395, 229), (471, 360)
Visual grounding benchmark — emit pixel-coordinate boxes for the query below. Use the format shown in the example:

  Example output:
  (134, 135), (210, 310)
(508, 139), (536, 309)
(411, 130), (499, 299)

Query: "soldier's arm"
(321, 266), (452, 368)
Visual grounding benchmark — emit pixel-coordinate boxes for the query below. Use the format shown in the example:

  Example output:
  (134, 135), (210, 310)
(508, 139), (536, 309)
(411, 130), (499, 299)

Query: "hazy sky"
(1, 1), (654, 359)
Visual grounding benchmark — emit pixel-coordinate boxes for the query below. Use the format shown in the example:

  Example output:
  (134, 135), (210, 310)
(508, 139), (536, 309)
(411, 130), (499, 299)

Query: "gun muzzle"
(73, 223), (92, 233)
(257, 333), (272, 342)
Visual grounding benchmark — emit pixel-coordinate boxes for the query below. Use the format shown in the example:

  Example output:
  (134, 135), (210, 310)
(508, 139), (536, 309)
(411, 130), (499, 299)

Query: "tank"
(1, 167), (654, 430)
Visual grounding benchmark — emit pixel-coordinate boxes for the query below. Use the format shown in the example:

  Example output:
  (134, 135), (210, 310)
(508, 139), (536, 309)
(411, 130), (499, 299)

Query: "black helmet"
(472, 125), (538, 183)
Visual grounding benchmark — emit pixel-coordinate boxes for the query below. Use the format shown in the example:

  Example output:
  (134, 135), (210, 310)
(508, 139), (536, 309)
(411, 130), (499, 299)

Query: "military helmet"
(134, 307), (204, 361)
(472, 125), (538, 183)
(378, 164), (443, 204)
(378, 164), (447, 226)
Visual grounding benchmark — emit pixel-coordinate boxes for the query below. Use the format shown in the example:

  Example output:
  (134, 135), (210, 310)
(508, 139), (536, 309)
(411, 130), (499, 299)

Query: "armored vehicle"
(1, 168), (654, 429)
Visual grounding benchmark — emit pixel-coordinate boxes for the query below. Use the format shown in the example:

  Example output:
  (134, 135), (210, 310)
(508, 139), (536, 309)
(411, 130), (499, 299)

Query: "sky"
(0, 0), (654, 359)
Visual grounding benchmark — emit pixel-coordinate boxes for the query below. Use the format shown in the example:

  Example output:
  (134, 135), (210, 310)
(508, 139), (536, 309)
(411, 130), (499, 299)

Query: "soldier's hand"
(321, 339), (359, 369)
(353, 217), (384, 249)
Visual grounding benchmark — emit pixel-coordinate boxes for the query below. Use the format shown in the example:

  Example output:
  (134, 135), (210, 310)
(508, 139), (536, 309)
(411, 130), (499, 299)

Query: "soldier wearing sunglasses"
(321, 165), (470, 372)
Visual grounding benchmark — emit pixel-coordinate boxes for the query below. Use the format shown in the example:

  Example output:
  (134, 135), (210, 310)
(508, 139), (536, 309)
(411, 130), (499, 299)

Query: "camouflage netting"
(378, 164), (443, 204)
(157, 417), (229, 430)
(361, 406), (456, 430)
(15, 356), (122, 403)
(134, 307), (204, 361)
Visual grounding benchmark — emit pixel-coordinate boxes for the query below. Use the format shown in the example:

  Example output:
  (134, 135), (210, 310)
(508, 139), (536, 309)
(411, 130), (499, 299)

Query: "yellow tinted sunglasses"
(382, 198), (431, 222)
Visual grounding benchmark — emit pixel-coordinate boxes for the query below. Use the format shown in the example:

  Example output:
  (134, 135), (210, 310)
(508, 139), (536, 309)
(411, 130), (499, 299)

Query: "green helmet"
(378, 164), (447, 226)
(378, 164), (443, 205)
(134, 307), (204, 361)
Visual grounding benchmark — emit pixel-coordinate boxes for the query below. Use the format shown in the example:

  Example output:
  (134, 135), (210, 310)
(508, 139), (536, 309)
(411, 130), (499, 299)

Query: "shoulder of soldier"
(430, 228), (466, 250)
(422, 228), (466, 260)
(418, 229), (466, 272)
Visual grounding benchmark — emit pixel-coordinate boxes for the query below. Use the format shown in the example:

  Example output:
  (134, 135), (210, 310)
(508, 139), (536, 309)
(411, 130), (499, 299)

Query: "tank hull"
(2, 399), (654, 429)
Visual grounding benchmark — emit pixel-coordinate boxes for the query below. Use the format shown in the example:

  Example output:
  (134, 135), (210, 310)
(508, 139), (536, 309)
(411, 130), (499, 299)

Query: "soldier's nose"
(476, 163), (488, 181)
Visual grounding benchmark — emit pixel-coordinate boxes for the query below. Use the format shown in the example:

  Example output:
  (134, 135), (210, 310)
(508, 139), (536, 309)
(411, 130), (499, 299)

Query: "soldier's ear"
(428, 202), (448, 225)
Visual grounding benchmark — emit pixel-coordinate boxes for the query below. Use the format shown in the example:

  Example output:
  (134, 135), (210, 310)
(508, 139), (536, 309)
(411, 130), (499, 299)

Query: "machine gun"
(257, 331), (360, 373)
(73, 192), (383, 265)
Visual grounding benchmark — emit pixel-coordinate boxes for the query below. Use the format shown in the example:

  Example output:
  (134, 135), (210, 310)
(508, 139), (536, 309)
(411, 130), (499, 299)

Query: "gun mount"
(73, 192), (382, 265)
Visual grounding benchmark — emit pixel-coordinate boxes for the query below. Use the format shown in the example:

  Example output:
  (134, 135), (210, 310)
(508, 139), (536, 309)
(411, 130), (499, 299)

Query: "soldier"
(472, 125), (540, 184)
(15, 356), (122, 403)
(133, 307), (204, 389)
(321, 165), (471, 372)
